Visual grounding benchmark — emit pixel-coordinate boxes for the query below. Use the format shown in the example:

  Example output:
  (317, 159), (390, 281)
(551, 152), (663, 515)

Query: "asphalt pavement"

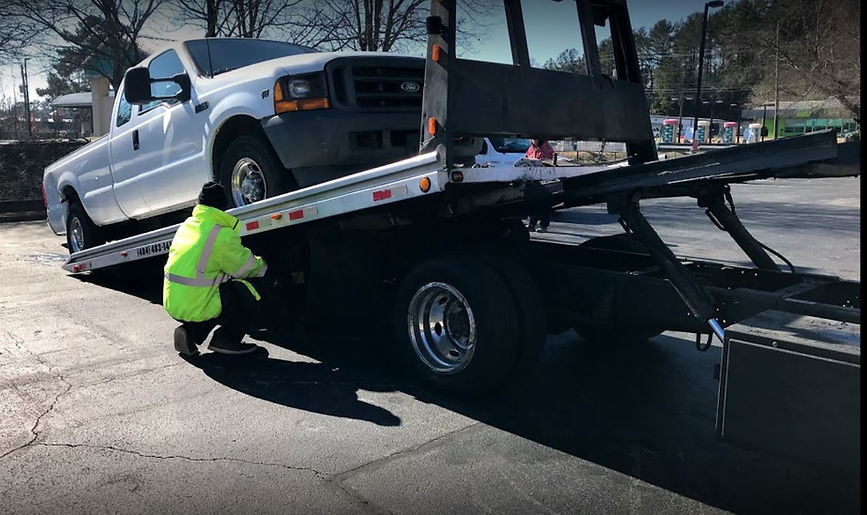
(0, 177), (860, 513)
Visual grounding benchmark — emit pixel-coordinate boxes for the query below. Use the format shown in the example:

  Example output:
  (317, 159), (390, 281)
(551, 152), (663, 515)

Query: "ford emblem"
(400, 81), (420, 93)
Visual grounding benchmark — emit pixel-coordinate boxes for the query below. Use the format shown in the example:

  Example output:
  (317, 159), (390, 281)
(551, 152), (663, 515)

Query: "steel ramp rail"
(560, 130), (847, 206)
(63, 149), (445, 273)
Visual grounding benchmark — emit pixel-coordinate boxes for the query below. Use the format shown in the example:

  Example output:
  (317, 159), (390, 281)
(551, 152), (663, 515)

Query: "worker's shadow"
(180, 347), (402, 427)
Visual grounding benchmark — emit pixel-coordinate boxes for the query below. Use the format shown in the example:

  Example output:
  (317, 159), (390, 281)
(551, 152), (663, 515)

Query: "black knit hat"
(198, 181), (228, 210)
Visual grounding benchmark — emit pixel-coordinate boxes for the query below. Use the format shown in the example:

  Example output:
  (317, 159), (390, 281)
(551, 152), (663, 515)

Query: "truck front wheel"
(219, 135), (295, 208)
(394, 257), (521, 396)
(65, 201), (104, 253)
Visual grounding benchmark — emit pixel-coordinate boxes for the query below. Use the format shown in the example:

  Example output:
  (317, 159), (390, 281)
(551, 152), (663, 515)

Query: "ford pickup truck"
(43, 38), (425, 252)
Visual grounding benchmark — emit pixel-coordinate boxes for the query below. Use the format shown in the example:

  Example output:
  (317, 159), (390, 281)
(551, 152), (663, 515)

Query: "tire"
(65, 201), (104, 254)
(219, 135), (295, 208)
(393, 256), (520, 397)
(477, 254), (547, 378)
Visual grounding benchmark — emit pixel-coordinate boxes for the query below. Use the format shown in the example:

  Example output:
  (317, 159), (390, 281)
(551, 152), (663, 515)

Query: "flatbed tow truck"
(61, 0), (859, 474)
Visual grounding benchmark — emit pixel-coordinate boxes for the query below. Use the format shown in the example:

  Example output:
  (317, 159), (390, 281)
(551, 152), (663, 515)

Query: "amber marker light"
(274, 80), (329, 114)
(432, 44), (442, 62)
(419, 177), (431, 192)
(428, 117), (437, 135)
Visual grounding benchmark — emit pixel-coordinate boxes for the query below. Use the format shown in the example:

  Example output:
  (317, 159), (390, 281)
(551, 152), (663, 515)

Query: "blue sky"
(458, 0), (719, 65)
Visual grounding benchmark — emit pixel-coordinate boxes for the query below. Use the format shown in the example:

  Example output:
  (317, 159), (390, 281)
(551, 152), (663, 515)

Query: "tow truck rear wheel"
(65, 201), (104, 254)
(394, 256), (520, 397)
(219, 135), (295, 208)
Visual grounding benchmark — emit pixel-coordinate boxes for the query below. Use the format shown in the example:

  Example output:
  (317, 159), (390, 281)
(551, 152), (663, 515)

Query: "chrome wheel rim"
(407, 282), (477, 374)
(69, 216), (84, 253)
(231, 157), (267, 206)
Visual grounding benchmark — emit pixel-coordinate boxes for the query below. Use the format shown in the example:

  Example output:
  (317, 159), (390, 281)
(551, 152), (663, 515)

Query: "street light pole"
(691, 0), (723, 149)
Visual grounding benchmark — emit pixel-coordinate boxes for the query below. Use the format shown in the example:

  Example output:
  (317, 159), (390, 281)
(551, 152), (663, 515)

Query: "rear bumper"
(260, 110), (420, 187)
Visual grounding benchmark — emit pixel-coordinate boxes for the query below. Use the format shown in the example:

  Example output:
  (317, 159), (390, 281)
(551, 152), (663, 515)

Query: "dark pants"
(177, 274), (274, 345)
(528, 210), (550, 229)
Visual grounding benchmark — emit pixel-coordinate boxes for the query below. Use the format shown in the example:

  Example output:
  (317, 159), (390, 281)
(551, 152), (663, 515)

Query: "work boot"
(207, 329), (259, 355)
(173, 325), (199, 356)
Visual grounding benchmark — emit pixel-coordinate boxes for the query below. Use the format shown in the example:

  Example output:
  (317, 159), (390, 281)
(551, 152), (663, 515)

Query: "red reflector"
(373, 189), (392, 201)
(246, 221), (260, 231)
(120, 251), (128, 257)
(288, 209), (304, 220)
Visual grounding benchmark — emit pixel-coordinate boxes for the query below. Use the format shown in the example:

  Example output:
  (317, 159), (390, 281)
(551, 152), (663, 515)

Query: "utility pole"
(676, 90), (685, 143)
(691, 1), (723, 150)
(11, 69), (19, 140)
(19, 59), (32, 139)
(772, 22), (780, 139)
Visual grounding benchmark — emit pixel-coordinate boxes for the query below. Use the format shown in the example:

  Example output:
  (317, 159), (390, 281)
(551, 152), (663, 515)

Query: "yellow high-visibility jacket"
(163, 204), (267, 322)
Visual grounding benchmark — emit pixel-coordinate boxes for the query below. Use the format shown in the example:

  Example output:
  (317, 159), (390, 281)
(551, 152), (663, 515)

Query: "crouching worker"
(164, 181), (269, 356)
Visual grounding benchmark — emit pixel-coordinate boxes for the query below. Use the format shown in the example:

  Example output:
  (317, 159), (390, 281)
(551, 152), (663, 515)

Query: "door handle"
(132, 130), (140, 150)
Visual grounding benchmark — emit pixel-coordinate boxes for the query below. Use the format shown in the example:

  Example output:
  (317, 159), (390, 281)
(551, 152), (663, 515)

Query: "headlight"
(287, 79), (312, 98)
(274, 72), (329, 113)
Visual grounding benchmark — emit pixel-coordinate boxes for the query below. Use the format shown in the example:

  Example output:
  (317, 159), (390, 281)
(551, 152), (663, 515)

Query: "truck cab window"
(139, 49), (186, 113)
(116, 88), (132, 127)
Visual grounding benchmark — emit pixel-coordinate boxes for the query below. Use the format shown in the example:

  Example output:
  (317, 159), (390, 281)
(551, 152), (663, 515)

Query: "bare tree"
(5, 0), (166, 90)
(172, 0), (326, 42)
(304, 0), (493, 53)
(769, 0), (860, 120)
(0, 3), (35, 61)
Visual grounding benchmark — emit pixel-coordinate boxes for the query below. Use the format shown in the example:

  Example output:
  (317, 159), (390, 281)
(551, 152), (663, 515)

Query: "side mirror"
(124, 67), (152, 104)
(123, 67), (192, 105)
(171, 73), (191, 103)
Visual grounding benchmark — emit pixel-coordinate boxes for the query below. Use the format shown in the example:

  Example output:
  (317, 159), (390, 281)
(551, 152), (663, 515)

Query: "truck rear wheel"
(219, 135), (295, 208)
(65, 201), (104, 254)
(394, 257), (520, 396)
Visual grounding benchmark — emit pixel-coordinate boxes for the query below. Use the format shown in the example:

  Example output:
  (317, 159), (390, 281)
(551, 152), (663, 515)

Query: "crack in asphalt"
(38, 442), (324, 476)
(33, 442), (379, 513)
(0, 380), (72, 461)
(1, 330), (74, 463)
(332, 421), (482, 482)
(76, 362), (184, 388)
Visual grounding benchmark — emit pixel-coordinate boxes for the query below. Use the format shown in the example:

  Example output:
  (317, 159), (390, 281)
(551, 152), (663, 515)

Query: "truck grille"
(352, 66), (424, 108)
(329, 58), (424, 111)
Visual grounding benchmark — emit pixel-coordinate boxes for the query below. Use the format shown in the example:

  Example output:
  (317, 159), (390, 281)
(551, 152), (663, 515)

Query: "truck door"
(107, 83), (151, 218)
(133, 49), (208, 214)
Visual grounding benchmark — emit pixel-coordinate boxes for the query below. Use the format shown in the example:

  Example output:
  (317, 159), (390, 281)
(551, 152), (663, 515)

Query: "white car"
(474, 137), (531, 167)
(43, 38), (425, 252)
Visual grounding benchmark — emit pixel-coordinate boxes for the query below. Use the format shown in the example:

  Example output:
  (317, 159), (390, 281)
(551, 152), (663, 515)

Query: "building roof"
(50, 91), (114, 108)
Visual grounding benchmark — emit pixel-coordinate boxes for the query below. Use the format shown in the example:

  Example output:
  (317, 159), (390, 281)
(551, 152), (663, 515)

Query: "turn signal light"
(419, 177), (431, 192)
(432, 44), (442, 62)
(275, 97), (330, 114)
(428, 117), (437, 135)
(274, 80), (330, 114)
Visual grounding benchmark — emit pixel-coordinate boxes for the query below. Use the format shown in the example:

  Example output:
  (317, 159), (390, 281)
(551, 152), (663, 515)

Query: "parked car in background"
(474, 137), (531, 167)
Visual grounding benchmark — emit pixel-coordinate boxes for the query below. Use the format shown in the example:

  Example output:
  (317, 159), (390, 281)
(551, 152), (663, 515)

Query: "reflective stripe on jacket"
(163, 204), (267, 322)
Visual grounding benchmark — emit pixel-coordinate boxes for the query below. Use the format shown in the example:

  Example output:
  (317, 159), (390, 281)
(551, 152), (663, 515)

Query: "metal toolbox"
(716, 310), (860, 477)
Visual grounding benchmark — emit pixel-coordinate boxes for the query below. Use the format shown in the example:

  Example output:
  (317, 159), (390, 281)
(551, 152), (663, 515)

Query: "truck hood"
(211, 50), (423, 82)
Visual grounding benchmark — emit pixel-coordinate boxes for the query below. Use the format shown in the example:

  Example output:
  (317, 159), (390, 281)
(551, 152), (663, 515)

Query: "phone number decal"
(135, 241), (171, 258)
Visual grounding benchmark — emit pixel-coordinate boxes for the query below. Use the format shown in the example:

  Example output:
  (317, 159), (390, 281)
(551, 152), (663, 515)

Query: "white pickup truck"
(43, 38), (425, 252)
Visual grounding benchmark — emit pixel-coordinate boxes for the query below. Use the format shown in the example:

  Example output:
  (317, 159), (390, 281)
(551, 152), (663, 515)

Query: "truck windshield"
(488, 138), (531, 153)
(185, 39), (318, 77)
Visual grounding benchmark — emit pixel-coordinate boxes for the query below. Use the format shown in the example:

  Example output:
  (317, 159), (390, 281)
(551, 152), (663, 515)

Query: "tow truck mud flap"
(716, 310), (860, 480)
